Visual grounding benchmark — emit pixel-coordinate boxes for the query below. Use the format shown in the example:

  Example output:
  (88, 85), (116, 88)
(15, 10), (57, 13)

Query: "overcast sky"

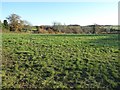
(1, 1), (118, 26)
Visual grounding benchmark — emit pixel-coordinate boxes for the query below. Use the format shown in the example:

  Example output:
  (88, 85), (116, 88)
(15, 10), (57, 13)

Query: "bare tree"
(22, 20), (32, 32)
(6, 14), (24, 32)
(52, 22), (63, 32)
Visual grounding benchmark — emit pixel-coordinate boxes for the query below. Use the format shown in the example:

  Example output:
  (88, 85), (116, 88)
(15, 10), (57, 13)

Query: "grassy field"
(2, 33), (120, 89)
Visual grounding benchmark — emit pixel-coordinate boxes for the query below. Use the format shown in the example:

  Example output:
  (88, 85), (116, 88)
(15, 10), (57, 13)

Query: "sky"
(1, 1), (118, 26)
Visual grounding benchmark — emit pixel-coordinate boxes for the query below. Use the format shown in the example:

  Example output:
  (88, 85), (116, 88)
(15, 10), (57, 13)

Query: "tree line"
(1, 14), (32, 32)
(1, 14), (118, 34)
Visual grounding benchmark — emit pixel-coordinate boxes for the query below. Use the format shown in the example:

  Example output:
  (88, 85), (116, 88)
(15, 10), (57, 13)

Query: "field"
(2, 33), (120, 89)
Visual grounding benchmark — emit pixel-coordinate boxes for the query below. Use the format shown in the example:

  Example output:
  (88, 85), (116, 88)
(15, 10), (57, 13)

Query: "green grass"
(2, 33), (120, 89)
